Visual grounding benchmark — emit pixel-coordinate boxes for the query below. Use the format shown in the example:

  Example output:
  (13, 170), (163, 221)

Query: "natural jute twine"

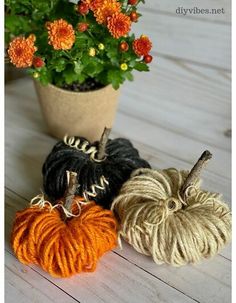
(111, 151), (231, 266)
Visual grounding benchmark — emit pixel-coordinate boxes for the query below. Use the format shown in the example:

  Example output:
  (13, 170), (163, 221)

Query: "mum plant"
(5, 0), (153, 90)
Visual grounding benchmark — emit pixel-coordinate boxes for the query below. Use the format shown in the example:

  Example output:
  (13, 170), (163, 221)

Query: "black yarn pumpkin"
(42, 136), (151, 208)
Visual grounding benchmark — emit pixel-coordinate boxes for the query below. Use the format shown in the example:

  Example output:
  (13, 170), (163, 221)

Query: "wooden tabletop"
(5, 0), (231, 302)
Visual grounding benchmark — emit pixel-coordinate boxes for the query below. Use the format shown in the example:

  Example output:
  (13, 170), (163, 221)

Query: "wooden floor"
(5, 1), (231, 302)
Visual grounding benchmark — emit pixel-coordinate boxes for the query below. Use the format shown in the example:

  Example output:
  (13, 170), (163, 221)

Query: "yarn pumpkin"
(111, 151), (231, 266)
(11, 172), (118, 278)
(42, 128), (151, 208)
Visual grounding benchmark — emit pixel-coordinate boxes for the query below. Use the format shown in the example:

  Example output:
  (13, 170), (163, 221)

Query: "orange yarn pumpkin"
(11, 196), (117, 278)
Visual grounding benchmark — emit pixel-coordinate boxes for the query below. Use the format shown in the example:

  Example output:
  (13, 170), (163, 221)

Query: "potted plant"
(5, 0), (153, 141)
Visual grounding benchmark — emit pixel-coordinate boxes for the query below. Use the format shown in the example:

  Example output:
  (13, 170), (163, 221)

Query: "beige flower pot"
(34, 81), (120, 142)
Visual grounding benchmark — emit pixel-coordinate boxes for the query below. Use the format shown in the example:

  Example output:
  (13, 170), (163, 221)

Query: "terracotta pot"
(34, 81), (120, 142)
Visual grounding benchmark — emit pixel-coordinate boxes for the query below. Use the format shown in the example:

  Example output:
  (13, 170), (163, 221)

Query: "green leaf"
(52, 72), (64, 87)
(134, 62), (149, 72)
(40, 74), (50, 86)
(96, 71), (108, 86)
(36, 33), (50, 53)
(74, 61), (83, 74)
(81, 54), (93, 66)
(54, 58), (67, 72)
(75, 32), (94, 49)
(106, 47), (119, 65)
(63, 66), (79, 84)
(48, 54), (67, 72)
(5, 15), (31, 35)
(85, 62), (103, 77)
(5, 0), (31, 15)
(107, 70), (124, 90)
(129, 59), (137, 68)
(77, 73), (86, 84)
(43, 67), (52, 85)
(124, 71), (134, 81)
(32, 0), (50, 12)
(53, 0), (77, 22)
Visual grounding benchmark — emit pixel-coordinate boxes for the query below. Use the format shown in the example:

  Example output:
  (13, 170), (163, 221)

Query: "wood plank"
(5, 251), (196, 303)
(140, 0), (231, 23)
(114, 242), (231, 303)
(123, 57), (231, 118)
(119, 96), (230, 151)
(114, 110), (231, 178)
(132, 7), (230, 70)
(5, 190), (197, 303)
(121, 63), (231, 152)
(5, 252), (77, 303)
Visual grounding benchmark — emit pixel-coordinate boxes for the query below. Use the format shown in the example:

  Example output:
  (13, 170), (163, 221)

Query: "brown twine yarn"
(111, 151), (231, 266)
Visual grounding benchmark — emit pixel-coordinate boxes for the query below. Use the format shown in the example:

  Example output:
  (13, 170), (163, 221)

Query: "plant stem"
(62, 50), (74, 60)
(87, 29), (96, 42)
(180, 150), (212, 199)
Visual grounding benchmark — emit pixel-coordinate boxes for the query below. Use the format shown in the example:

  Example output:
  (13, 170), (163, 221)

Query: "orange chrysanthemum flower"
(132, 35), (152, 56)
(94, 0), (121, 24)
(107, 12), (131, 39)
(8, 35), (37, 68)
(46, 19), (75, 50)
(83, 0), (104, 11)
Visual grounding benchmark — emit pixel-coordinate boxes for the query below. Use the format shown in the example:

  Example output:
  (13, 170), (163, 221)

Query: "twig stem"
(180, 150), (212, 199)
(97, 127), (111, 160)
(64, 171), (78, 214)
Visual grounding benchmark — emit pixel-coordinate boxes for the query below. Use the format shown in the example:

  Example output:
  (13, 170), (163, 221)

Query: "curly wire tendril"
(65, 170), (109, 201)
(111, 167), (231, 266)
(30, 194), (52, 208)
(83, 175), (109, 200)
(30, 193), (91, 218)
(64, 135), (104, 162)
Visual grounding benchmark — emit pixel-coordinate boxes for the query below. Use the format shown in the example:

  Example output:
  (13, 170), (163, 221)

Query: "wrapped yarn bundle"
(11, 172), (117, 278)
(42, 128), (150, 208)
(112, 151), (231, 266)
